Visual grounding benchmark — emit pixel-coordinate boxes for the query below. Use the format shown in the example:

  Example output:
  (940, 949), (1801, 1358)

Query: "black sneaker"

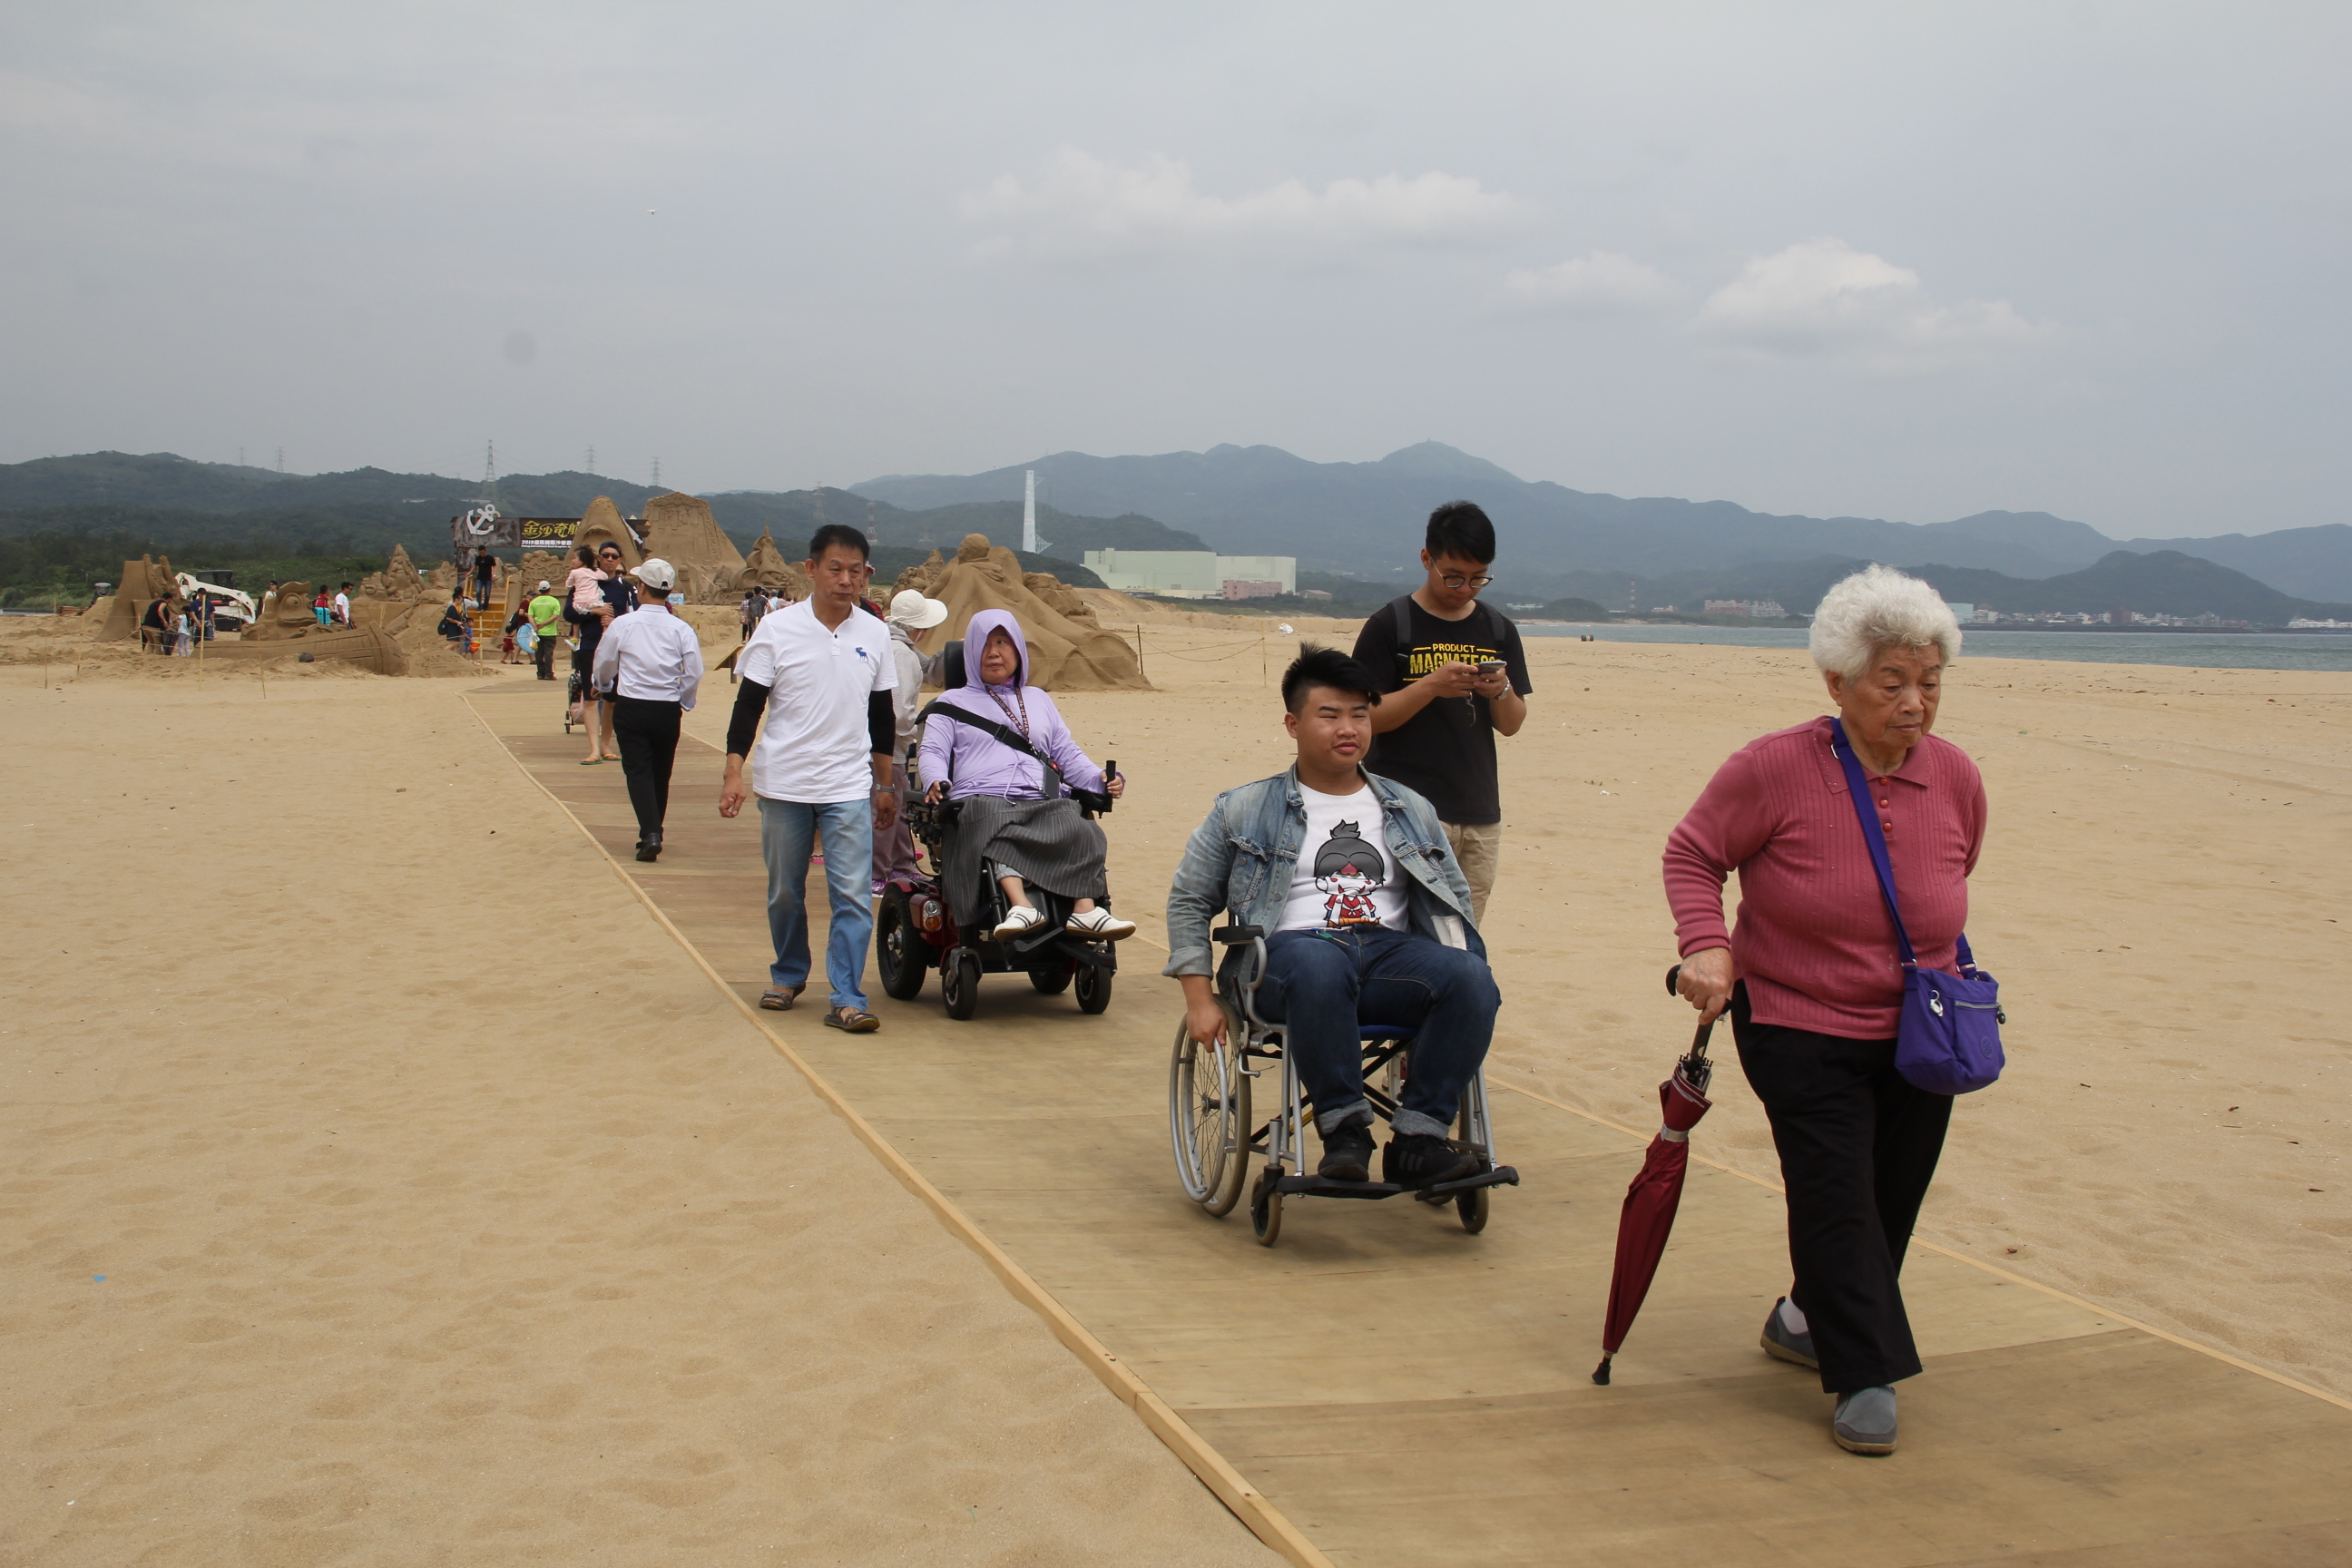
(1317, 1121), (1376, 1182)
(1383, 1132), (1479, 1188)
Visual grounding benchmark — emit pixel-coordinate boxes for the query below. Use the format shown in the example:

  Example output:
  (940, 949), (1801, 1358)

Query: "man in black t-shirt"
(1348, 501), (1530, 924)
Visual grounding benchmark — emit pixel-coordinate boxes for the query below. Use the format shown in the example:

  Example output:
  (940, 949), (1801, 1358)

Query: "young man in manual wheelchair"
(874, 608), (1131, 1020)
(1164, 644), (1516, 1244)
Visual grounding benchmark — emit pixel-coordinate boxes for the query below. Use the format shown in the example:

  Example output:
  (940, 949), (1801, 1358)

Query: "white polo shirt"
(736, 599), (896, 803)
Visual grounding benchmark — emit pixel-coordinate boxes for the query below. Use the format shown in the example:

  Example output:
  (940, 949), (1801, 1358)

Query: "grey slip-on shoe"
(1832, 1386), (1898, 1455)
(1760, 1297), (1818, 1370)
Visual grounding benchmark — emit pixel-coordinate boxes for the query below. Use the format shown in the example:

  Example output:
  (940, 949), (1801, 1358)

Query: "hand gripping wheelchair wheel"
(1169, 1016), (1250, 1218)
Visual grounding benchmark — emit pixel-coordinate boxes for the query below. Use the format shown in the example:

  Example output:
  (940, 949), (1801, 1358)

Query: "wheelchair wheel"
(941, 951), (980, 1020)
(1029, 960), (1073, 995)
(1170, 1021), (1250, 1216)
(1456, 1183), (1490, 1234)
(1249, 1166), (1283, 1247)
(876, 896), (926, 1001)
(1074, 963), (1112, 1014)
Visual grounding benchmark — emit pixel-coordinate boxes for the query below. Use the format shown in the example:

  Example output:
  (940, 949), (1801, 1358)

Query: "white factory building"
(1082, 549), (1297, 600)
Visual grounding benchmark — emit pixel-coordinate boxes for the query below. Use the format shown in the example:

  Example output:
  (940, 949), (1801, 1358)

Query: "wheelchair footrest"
(1274, 1165), (1518, 1202)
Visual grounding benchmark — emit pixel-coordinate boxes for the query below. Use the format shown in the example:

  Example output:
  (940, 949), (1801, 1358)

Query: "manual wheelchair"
(1169, 922), (1518, 1246)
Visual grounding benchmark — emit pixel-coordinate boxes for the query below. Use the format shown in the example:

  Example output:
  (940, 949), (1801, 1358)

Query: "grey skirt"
(944, 794), (1110, 925)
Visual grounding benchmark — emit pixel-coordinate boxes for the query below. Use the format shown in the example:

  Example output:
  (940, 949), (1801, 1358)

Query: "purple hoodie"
(917, 607), (1107, 801)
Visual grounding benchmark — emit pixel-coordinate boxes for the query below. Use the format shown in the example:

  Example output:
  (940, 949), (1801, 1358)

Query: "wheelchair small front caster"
(1456, 1182), (1489, 1235)
(1249, 1167), (1283, 1247)
(1074, 962), (1112, 1014)
(941, 950), (980, 1020)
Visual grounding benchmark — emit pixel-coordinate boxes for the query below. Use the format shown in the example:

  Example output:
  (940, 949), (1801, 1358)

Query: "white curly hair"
(1808, 564), (1962, 681)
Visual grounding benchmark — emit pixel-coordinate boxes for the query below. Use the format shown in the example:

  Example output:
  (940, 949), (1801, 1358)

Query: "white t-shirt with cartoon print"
(1279, 783), (1407, 933)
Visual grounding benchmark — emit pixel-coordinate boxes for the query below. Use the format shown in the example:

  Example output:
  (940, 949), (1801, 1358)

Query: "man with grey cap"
(875, 587), (949, 889)
(592, 557), (704, 863)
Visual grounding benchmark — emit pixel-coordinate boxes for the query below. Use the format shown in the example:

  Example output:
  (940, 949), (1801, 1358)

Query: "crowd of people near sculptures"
(480, 496), (1989, 1461)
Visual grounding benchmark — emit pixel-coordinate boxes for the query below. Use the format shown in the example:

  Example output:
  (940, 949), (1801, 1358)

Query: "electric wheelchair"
(873, 641), (1122, 1021)
(1170, 922), (1518, 1246)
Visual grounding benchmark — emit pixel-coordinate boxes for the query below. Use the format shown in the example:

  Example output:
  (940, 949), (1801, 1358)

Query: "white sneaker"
(1066, 907), (1136, 940)
(992, 905), (1048, 940)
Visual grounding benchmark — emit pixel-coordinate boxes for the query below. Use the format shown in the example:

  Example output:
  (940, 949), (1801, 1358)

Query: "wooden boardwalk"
(471, 684), (2352, 1568)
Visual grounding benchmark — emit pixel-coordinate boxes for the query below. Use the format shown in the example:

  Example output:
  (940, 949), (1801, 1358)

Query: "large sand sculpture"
(897, 534), (1147, 691)
(734, 532), (810, 601)
(641, 492), (743, 603)
(247, 579), (325, 641)
(573, 496), (641, 570)
(95, 555), (179, 642)
(357, 544), (426, 603)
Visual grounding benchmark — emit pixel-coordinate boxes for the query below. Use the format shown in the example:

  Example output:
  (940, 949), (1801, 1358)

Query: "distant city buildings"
(1703, 598), (1788, 619)
(1083, 549), (1297, 599)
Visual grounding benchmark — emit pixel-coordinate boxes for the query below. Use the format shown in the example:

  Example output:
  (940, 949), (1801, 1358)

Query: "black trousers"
(1731, 983), (1953, 1394)
(612, 696), (683, 842)
(534, 632), (556, 679)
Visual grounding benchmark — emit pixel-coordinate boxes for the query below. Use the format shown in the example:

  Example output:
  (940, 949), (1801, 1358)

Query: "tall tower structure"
(1022, 469), (1038, 554)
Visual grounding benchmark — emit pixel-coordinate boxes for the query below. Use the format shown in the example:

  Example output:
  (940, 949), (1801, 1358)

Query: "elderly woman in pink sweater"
(1662, 565), (1985, 1459)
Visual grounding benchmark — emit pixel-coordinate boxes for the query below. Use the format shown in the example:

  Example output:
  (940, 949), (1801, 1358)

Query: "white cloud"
(1692, 238), (2053, 374)
(1502, 250), (1681, 315)
(963, 146), (1528, 264)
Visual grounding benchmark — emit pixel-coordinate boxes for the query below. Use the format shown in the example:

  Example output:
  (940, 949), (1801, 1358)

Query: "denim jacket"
(1162, 766), (1483, 981)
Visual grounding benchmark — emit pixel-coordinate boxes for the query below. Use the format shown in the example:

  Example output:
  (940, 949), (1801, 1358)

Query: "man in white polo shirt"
(592, 557), (703, 865)
(719, 524), (898, 1034)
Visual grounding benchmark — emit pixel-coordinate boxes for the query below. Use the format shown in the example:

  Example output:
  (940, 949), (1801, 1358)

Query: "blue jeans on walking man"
(760, 795), (877, 1011)
(1259, 925), (1499, 1139)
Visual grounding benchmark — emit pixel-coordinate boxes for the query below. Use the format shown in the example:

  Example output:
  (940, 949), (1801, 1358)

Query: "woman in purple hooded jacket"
(917, 608), (1132, 941)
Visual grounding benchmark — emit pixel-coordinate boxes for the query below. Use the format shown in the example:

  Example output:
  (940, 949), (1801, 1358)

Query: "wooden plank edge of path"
(463, 696), (1334, 1568)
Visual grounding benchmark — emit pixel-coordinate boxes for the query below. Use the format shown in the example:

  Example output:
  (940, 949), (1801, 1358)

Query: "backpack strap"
(1389, 593), (1508, 682)
(916, 698), (1064, 800)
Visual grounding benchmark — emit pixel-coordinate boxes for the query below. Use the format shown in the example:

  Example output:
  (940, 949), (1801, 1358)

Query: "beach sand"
(5, 617), (2347, 1562)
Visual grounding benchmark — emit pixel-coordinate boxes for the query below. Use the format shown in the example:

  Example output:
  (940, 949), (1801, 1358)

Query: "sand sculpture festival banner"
(450, 505), (521, 554)
(517, 517), (580, 550)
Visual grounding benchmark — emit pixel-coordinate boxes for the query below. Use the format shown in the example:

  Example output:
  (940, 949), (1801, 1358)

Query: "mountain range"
(5, 446), (2348, 622)
(852, 441), (2352, 603)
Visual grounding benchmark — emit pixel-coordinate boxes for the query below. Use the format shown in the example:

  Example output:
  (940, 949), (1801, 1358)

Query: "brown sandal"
(759, 984), (806, 1011)
(823, 1007), (879, 1034)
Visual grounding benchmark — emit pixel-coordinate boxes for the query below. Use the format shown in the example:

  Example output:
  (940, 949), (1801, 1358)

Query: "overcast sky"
(5, 4), (2347, 537)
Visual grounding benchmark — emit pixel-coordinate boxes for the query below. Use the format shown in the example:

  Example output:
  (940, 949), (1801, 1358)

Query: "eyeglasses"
(1438, 573), (1494, 590)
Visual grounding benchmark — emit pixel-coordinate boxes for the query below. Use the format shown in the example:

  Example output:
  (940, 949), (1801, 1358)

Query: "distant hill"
(1590, 550), (2352, 625)
(853, 441), (2352, 599)
(707, 488), (1208, 555)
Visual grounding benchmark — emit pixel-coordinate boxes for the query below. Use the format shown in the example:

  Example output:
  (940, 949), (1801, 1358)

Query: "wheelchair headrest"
(938, 639), (965, 692)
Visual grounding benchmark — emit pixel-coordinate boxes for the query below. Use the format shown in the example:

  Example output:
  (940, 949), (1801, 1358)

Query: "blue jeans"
(1259, 926), (1499, 1139)
(759, 796), (876, 1010)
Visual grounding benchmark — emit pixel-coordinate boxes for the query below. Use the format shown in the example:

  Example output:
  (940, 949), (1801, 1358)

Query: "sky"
(4, 4), (2347, 538)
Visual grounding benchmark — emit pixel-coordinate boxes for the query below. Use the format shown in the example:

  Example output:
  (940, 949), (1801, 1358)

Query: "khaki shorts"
(1441, 819), (1503, 928)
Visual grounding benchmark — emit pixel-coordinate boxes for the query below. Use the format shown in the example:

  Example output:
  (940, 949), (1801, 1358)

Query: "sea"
(1521, 623), (2352, 673)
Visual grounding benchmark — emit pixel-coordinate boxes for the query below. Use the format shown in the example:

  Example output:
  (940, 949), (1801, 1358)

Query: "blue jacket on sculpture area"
(1162, 765), (1484, 983)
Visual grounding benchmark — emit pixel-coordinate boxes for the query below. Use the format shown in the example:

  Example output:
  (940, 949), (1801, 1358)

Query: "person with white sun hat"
(874, 588), (950, 889)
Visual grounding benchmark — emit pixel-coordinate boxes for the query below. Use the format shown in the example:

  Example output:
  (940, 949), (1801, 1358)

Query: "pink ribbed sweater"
(1662, 716), (1987, 1039)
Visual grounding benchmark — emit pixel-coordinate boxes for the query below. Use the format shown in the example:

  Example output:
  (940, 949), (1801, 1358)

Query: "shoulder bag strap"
(1828, 718), (1919, 971)
(916, 699), (1064, 799)
(1387, 595), (1418, 681)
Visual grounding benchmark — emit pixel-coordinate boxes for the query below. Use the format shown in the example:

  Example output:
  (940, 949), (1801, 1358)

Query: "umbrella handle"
(1668, 964), (1716, 1062)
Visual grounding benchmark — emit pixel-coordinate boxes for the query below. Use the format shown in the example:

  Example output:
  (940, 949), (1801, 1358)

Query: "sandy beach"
(5, 616), (2347, 1563)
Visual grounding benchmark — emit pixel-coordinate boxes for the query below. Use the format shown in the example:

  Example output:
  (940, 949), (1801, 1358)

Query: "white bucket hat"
(887, 589), (949, 629)
(632, 557), (678, 593)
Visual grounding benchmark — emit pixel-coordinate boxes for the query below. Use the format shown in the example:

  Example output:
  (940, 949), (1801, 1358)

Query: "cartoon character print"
(1311, 820), (1387, 927)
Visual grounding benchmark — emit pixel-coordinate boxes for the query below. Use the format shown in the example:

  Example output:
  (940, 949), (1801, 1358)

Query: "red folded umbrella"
(1592, 968), (1720, 1387)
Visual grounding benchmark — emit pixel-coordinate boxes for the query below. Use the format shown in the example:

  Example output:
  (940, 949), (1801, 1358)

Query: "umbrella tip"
(1591, 1354), (1613, 1386)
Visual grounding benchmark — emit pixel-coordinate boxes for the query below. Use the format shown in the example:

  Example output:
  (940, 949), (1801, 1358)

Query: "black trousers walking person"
(1730, 984), (1953, 1396)
(612, 695), (683, 862)
(534, 629), (557, 680)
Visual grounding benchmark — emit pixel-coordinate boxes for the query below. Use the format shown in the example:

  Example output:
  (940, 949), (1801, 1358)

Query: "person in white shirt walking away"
(718, 525), (900, 1034)
(592, 558), (705, 864)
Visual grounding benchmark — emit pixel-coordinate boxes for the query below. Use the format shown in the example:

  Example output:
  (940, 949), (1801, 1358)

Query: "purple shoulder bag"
(1829, 720), (2005, 1095)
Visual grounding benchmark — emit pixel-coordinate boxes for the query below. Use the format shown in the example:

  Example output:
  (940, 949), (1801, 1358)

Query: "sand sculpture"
(897, 534), (1146, 691)
(640, 493), (744, 605)
(96, 555), (180, 642)
(247, 579), (326, 641)
(357, 544), (426, 602)
(425, 563), (458, 594)
(573, 496), (640, 569)
(734, 532), (810, 601)
(519, 551), (571, 585)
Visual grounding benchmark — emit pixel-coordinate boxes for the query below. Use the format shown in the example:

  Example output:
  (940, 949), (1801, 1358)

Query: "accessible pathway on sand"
(470, 683), (2352, 1568)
